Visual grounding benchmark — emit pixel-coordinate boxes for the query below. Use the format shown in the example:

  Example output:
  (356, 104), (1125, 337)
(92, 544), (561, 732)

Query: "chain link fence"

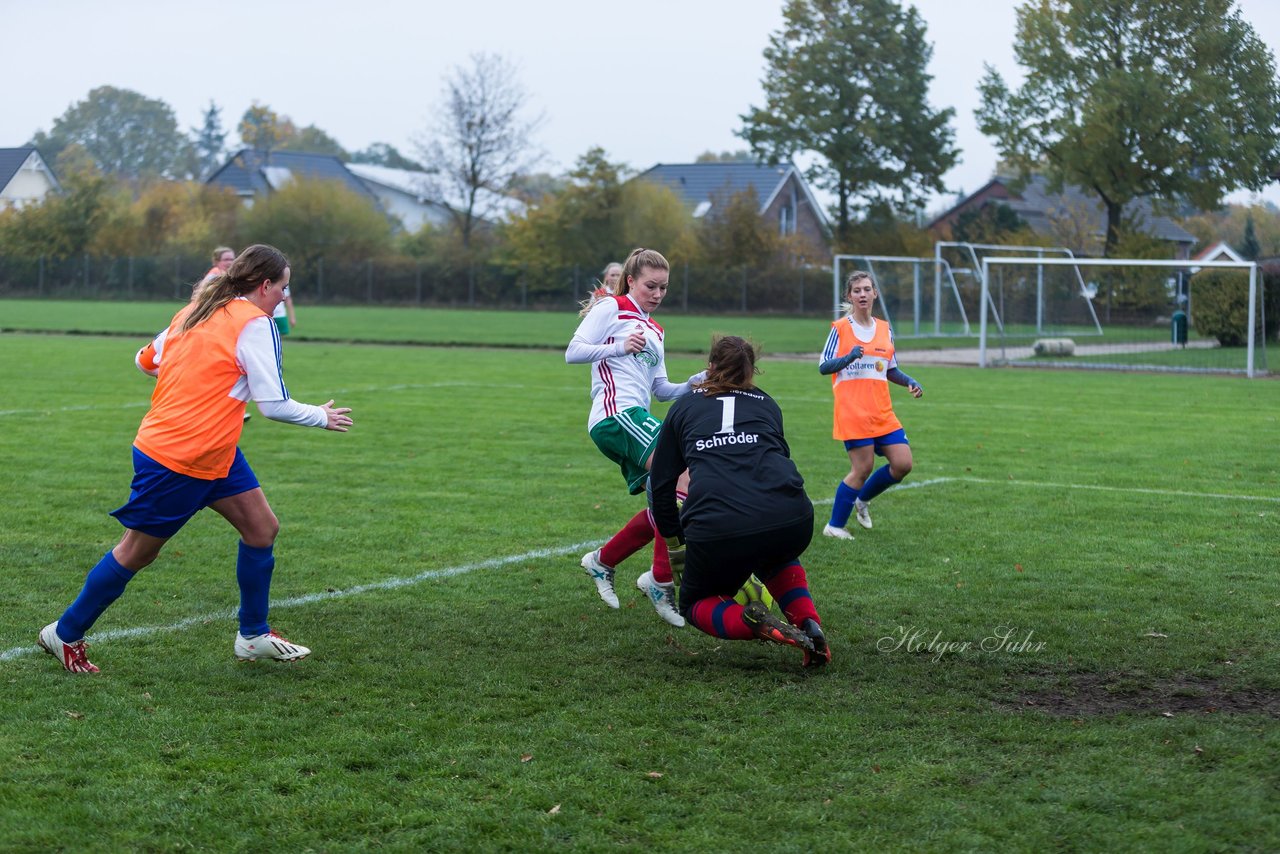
(0, 254), (836, 315)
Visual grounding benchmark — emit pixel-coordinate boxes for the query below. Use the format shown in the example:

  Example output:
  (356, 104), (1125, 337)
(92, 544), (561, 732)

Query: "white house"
(344, 163), (453, 232)
(0, 147), (60, 210)
(345, 163), (527, 233)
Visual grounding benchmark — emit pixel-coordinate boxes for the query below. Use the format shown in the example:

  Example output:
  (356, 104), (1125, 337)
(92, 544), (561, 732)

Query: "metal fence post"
(415, 262), (423, 305)
(38, 255), (44, 295)
(683, 262), (689, 312)
(317, 257), (325, 303)
(366, 259), (374, 303)
(740, 267), (747, 313)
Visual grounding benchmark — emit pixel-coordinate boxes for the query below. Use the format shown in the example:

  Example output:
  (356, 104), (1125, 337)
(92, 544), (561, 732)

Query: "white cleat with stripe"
(235, 630), (311, 662)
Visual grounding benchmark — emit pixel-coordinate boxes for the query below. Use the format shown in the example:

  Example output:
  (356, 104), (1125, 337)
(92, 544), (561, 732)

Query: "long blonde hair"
(183, 244), (289, 332)
(576, 253), (667, 317)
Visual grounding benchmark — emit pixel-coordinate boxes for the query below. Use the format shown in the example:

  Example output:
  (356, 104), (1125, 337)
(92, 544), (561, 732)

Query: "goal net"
(976, 256), (1267, 377)
(832, 253), (973, 337)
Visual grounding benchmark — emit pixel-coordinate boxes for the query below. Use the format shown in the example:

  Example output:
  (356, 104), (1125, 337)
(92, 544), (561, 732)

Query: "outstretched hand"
(321, 400), (354, 432)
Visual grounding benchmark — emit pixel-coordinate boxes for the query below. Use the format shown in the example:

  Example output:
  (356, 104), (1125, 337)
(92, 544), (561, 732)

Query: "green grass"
(1, 327), (1278, 851)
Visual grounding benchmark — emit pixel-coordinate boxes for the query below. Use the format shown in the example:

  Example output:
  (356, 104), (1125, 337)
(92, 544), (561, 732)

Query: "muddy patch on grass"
(1004, 672), (1280, 718)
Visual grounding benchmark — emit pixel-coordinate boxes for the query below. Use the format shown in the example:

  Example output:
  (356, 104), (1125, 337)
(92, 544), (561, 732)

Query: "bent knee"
(241, 514), (280, 549)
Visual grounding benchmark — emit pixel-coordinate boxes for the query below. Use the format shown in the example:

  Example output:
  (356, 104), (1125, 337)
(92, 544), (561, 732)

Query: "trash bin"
(1171, 310), (1188, 347)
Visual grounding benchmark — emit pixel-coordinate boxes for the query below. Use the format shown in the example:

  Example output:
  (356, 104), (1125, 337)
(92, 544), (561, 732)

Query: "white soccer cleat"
(38, 622), (99, 674)
(637, 569), (685, 628)
(822, 524), (854, 540)
(854, 499), (873, 530)
(581, 549), (619, 608)
(235, 629), (311, 662)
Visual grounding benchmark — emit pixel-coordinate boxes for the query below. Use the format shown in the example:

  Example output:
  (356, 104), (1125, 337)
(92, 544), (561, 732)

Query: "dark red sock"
(688, 597), (754, 639)
(763, 563), (820, 626)
(599, 509), (654, 567)
(649, 508), (672, 583)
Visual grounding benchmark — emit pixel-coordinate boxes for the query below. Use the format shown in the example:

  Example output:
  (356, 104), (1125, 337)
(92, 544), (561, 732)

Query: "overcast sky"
(4, 0), (1280, 213)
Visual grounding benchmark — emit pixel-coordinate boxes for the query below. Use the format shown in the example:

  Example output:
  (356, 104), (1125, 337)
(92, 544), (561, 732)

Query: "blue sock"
(829, 481), (859, 528)
(58, 551), (135, 642)
(858, 465), (901, 504)
(236, 542), (275, 637)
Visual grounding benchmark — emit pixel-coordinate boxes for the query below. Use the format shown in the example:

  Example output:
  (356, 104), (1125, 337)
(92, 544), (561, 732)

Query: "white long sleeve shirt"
(565, 294), (695, 431)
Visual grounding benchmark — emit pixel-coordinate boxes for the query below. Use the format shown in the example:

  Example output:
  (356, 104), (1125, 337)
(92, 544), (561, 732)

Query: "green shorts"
(274, 315), (291, 336)
(589, 406), (663, 494)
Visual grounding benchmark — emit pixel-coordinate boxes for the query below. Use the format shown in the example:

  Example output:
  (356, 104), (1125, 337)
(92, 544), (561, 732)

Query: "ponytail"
(696, 335), (760, 395)
(182, 244), (289, 332)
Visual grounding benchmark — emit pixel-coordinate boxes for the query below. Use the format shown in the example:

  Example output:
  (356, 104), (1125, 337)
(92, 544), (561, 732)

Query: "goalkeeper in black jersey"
(649, 336), (830, 667)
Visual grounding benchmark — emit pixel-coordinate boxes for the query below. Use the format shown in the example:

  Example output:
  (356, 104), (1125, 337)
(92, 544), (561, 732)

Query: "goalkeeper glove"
(664, 536), (686, 588)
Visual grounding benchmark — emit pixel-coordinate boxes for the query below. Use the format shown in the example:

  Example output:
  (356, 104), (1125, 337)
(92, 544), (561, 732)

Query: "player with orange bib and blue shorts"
(819, 269), (923, 540)
(38, 245), (353, 674)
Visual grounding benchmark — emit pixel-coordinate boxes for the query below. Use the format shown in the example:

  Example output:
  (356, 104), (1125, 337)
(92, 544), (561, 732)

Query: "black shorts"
(677, 514), (814, 617)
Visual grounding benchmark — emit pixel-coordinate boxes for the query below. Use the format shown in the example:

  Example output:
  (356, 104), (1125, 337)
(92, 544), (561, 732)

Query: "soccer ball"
(733, 575), (776, 611)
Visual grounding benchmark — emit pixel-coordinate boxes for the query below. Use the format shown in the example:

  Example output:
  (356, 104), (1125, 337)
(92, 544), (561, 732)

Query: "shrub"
(1189, 268), (1278, 346)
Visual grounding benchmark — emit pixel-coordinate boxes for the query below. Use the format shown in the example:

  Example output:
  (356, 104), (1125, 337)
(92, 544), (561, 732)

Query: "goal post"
(977, 256), (1264, 377)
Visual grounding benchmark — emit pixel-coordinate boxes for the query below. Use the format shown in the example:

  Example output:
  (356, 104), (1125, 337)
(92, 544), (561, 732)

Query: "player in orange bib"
(818, 270), (923, 540)
(38, 245), (354, 674)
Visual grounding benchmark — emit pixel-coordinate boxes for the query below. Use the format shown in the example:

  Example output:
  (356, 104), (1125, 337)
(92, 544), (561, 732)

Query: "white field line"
(6, 476), (1275, 662)
(949, 476), (1280, 504)
(1, 540), (597, 662)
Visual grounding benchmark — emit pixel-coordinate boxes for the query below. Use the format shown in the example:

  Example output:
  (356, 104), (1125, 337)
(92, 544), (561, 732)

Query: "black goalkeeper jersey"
(650, 386), (812, 543)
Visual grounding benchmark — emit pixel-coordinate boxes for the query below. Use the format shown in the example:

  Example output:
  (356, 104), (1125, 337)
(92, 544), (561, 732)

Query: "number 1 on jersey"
(716, 395), (736, 434)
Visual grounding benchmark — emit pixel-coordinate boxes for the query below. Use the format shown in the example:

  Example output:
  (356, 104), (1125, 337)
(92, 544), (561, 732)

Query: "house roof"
(205, 149), (375, 200)
(346, 163), (434, 200)
(931, 174), (1196, 245)
(636, 161), (828, 226)
(345, 162), (526, 221)
(0, 146), (59, 192)
(1191, 240), (1245, 263)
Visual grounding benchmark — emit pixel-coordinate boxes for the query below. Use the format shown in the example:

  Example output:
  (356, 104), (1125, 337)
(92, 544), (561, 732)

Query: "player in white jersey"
(565, 248), (702, 627)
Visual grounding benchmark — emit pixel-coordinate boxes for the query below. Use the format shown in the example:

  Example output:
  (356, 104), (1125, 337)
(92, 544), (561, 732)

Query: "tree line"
(5, 0), (1280, 285)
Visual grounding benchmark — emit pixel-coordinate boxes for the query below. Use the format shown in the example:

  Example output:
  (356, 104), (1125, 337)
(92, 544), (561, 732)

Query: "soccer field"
(1, 328), (1277, 850)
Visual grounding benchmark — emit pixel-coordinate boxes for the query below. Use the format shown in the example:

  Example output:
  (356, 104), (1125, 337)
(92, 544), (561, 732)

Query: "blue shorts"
(844, 428), (909, 456)
(110, 447), (260, 538)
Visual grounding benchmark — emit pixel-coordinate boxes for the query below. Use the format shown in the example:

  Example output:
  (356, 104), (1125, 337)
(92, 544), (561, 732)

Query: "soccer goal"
(976, 256), (1267, 377)
(935, 242), (1103, 338)
(832, 253), (973, 337)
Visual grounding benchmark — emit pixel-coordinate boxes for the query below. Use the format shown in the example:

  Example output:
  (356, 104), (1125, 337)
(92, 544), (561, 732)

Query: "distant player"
(650, 335), (829, 667)
(194, 246), (235, 299)
(38, 244), (353, 674)
(575, 261), (623, 316)
(819, 270), (923, 540)
(565, 247), (703, 627)
(592, 261), (623, 300)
